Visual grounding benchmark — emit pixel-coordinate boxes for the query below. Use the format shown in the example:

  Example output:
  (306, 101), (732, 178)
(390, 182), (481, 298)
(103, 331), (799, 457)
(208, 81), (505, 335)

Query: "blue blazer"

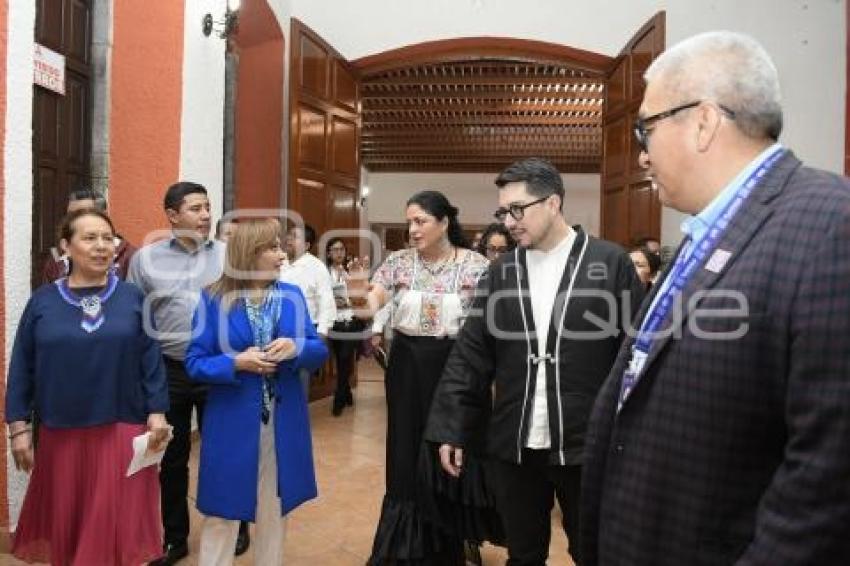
(185, 282), (328, 520)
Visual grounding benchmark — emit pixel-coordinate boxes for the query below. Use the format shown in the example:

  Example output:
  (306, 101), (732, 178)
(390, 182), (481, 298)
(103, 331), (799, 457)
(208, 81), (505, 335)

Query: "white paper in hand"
(126, 427), (173, 477)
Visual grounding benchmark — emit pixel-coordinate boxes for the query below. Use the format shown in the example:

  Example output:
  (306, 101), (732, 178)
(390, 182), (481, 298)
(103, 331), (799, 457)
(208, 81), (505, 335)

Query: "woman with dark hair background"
(629, 246), (661, 290)
(347, 190), (502, 565)
(325, 237), (366, 416)
(476, 222), (516, 261)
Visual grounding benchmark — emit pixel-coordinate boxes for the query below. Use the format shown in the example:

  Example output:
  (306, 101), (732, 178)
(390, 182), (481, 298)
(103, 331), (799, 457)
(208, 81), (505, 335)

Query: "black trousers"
(160, 357), (208, 546)
(330, 319), (365, 409)
(491, 449), (583, 566)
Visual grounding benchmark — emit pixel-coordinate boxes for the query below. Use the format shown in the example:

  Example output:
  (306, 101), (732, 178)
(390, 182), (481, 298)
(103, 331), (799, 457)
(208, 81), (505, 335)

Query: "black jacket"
(425, 227), (644, 466)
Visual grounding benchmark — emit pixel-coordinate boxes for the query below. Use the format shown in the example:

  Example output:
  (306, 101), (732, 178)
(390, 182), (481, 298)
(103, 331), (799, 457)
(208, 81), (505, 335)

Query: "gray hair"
(68, 186), (107, 211)
(644, 31), (782, 140)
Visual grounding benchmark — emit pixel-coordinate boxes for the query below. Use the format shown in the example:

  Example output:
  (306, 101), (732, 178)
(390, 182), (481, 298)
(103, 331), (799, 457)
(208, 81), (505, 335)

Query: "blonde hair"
(208, 217), (281, 309)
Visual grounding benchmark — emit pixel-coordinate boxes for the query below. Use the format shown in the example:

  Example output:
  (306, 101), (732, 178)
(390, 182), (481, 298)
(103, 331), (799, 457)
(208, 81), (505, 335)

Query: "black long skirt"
(368, 333), (503, 565)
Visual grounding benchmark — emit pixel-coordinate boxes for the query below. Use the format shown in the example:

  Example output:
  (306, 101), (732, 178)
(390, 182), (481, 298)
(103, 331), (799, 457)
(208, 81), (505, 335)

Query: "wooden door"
(600, 12), (665, 247)
(32, 0), (92, 287)
(288, 19), (361, 401)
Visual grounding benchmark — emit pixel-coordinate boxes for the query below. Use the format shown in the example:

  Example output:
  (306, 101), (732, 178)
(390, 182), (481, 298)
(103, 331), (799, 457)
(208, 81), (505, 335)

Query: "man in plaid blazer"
(582, 31), (850, 565)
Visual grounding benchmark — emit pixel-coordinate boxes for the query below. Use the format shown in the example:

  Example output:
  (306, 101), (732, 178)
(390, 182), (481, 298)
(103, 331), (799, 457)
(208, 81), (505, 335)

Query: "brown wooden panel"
(292, 178), (326, 235)
(354, 37), (613, 76)
(600, 12), (664, 245)
(606, 57), (627, 114)
(331, 116), (357, 176)
(629, 27), (663, 103)
(300, 35), (329, 99)
(602, 188), (629, 246)
(34, 167), (58, 254)
(327, 185), (357, 230)
(297, 104), (327, 170)
(290, 20), (361, 402)
(334, 59), (357, 112)
(603, 117), (627, 180)
(68, 0), (91, 65)
(65, 72), (90, 168)
(628, 181), (655, 244)
(32, 0), (92, 288)
(384, 227), (407, 251)
(35, 0), (63, 50)
(34, 89), (60, 159)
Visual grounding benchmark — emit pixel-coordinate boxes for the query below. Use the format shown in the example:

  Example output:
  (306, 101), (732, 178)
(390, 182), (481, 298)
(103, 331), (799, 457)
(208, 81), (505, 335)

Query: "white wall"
(290, 0), (846, 245)
(366, 172), (601, 235)
(179, 0), (226, 221)
(4, 0), (36, 529)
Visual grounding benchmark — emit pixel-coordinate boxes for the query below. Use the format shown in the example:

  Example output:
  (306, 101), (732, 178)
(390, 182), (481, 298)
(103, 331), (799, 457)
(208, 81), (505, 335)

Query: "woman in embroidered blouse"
(348, 190), (501, 565)
(185, 218), (328, 566)
(5, 209), (170, 566)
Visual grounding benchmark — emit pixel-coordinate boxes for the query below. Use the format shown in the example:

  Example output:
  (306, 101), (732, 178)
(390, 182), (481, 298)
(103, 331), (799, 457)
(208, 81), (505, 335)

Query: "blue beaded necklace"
(55, 273), (119, 333)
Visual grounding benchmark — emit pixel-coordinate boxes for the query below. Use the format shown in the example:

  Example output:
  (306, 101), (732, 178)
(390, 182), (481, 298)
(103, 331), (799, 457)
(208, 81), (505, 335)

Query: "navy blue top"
(5, 281), (169, 428)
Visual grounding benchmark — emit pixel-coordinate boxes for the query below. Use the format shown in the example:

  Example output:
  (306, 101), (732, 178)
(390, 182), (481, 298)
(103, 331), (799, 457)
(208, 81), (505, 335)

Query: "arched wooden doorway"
(351, 13), (666, 247)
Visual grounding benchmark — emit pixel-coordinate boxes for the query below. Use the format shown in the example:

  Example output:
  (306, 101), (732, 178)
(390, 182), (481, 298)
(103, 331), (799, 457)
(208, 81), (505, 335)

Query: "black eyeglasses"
(493, 195), (550, 222)
(633, 101), (736, 152)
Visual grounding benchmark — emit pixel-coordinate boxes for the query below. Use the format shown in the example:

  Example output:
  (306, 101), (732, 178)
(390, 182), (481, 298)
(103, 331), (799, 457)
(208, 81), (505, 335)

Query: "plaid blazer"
(581, 151), (850, 565)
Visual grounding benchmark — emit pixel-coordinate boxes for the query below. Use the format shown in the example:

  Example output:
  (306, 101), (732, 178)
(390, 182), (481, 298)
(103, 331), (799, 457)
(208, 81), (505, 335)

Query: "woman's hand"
(9, 423), (34, 473)
(264, 338), (297, 362)
(346, 257), (371, 304)
(147, 413), (171, 453)
(235, 346), (278, 374)
(370, 332), (383, 349)
(347, 257), (376, 318)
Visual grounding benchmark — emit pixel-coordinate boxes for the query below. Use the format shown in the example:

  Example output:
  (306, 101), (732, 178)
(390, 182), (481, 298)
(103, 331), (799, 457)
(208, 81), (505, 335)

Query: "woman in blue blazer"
(186, 218), (328, 565)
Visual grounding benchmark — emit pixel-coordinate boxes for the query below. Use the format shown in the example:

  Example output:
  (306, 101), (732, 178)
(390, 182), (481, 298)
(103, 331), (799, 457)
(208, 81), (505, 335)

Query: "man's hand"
(439, 443), (464, 478)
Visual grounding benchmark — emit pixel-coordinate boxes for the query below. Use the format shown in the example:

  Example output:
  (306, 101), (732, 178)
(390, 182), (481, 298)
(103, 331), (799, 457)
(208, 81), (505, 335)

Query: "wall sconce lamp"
(203, 0), (240, 39)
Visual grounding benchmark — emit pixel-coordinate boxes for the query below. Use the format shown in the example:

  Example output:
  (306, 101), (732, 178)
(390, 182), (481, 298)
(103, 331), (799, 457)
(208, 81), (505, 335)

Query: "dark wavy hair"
(406, 190), (469, 248)
(477, 222), (516, 256)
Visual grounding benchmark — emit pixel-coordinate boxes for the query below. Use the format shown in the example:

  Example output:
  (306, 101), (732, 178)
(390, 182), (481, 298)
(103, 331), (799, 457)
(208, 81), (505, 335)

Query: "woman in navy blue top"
(5, 209), (169, 566)
(185, 218), (327, 565)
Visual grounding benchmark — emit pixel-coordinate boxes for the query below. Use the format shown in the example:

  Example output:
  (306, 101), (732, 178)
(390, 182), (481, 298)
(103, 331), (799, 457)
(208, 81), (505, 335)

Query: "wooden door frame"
(353, 36), (612, 75)
(599, 12), (665, 246)
(32, 0), (96, 288)
(288, 18), (362, 402)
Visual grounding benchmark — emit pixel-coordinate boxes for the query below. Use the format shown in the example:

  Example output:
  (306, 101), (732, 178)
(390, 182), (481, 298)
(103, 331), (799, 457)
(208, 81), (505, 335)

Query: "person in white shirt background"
(325, 237), (368, 416)
(280, 224), (336, 396)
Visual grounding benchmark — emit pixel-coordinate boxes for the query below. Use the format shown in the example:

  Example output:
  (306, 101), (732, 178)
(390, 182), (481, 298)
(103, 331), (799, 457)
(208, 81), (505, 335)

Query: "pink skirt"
(12, 422), (162, 566)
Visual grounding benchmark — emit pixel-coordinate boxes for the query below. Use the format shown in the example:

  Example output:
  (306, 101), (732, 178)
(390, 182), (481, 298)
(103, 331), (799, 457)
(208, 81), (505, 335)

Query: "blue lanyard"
(616, 148), (784, 413)
(634, 147), (785, 355)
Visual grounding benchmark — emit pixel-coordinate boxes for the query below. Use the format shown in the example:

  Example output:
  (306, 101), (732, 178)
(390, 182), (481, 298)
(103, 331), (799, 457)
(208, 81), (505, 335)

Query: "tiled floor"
(2, 358), (573, 565)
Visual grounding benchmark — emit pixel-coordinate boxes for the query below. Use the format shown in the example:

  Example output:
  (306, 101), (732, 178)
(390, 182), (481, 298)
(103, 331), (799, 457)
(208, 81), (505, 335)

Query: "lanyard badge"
(616, 147), (785, 414)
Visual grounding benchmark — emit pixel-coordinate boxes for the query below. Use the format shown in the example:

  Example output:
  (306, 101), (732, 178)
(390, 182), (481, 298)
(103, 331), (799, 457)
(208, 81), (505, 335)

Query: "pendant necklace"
(55, 273), (119, 333)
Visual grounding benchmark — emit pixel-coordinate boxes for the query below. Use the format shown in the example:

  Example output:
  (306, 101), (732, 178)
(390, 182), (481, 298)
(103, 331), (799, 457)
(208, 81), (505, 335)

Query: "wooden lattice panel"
(361, 60), (605, 173)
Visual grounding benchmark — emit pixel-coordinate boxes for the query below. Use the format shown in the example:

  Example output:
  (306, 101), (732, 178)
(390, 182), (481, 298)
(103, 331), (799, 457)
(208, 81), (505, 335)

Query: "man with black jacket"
(425, 157), (644, 565)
